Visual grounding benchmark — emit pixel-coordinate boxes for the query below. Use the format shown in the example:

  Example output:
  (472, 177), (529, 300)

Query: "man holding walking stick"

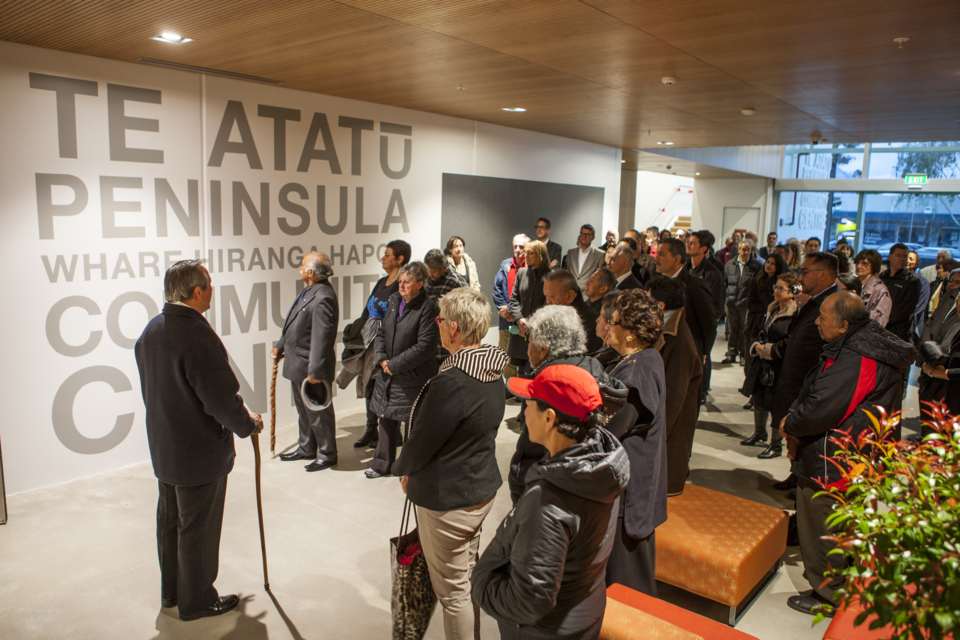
(136, 260), (263, 622)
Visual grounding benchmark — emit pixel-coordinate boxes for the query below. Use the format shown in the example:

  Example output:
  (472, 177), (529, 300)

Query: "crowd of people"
(137, 217), (949, 637)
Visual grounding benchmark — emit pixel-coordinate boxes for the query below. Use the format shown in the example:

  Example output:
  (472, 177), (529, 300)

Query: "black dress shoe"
(742, 400), (754, 410)
(305, 459), (335, 472)
(787, 592), (835, 617)
(279, 450), (314, 462)
(740, 432), (767, 446)
(773, 474), (798, 491)
(179, 594), (240, 621)
(757, 445), (782, 459)
(786, 512), (799, 546)
(721, 355), (737, 364)
(161, 598), (177, 608)
(353, 431), (379, 448)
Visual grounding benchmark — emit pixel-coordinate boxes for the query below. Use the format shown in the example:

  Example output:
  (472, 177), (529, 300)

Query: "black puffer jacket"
(724, 258), (763, 308)
(784, 319), (917, 485)
(508, 354), (627, 504)
(473, 428), (629, 640)
(370, 290), (439, 421)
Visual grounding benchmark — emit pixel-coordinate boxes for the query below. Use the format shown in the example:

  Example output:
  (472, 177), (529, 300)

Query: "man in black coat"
(543, 268), (603, 352)
(272, 253), (340, 472)
(135, 260), (261, 622)
(762, 251), (839, 460)
(535, 217), (563, 268)
(608, 243), (642, 291)
(655, 238), (717, 367)
(684, 230), (725, 403)
(722, 241), (763, 364)
(879, 243), (922, 343)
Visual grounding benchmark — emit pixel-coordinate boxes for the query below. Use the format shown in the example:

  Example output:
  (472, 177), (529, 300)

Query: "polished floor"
(0, 341), (921, 640)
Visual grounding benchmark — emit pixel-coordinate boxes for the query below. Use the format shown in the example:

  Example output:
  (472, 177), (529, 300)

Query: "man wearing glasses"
(561, 224), (605, 291)
(760, 251), (839, 460)
(534, 218), (562, 268)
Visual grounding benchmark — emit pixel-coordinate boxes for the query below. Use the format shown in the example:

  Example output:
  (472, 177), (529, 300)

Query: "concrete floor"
(0, 341), (921, 640)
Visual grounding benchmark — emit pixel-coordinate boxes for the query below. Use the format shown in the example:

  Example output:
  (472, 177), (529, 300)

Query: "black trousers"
(725, 306), (748, 358)
(700, 353), (712, 403)
(157, 477), (227, 615)
(606, 520), (656, 597)
(372, 417), (402, 474)
(797, 479), (846, 599)
(291, 380), (338, 462)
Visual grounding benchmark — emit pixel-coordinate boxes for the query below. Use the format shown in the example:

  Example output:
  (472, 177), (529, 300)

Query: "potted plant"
(816, 402), (959, 639)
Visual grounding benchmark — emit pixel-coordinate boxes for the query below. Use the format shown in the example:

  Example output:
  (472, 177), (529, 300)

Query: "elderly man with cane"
(135, 260), (263, 621)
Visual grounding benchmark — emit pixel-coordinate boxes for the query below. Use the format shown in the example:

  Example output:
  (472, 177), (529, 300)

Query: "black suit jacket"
(772, 285), (838, 423)
(276, 280), (339, 383)
(135, 304), (257, 486)
(572, 295), (603, 353)
(615, 273), (642, 291)
(675, 269), (718, 360)
(546, 240), (563, 268)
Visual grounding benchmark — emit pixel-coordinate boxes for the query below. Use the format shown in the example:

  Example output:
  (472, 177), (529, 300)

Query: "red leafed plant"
(816, 402), (959, 639)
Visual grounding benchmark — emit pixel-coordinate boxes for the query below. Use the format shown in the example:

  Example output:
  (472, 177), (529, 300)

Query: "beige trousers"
(415, 497), (496, 640)
(499, 330), (517, 380)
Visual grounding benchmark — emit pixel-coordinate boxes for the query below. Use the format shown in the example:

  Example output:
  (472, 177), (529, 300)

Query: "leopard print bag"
(390, 498), (437, 640)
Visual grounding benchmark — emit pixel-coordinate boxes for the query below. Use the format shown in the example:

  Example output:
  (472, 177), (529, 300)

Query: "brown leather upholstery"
(655, 484), (787, 607)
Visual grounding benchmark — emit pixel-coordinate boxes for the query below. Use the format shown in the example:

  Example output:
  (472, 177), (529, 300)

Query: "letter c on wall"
(52, 366), (135, 454)
(46, 296), (102, 357)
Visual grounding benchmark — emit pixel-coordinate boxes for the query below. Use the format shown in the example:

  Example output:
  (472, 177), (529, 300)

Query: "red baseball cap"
(507, 364), (602, 420)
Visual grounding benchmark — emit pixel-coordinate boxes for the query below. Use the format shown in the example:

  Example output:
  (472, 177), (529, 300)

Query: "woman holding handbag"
(393, 287), (508, 640)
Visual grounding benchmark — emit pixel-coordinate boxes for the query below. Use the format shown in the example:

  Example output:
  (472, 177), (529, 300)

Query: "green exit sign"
(905, 174), (927, 185)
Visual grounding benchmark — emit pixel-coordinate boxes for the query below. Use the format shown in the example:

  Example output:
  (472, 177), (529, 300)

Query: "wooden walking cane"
(269, 356), (281, 454)
(252, 432), (270, 592)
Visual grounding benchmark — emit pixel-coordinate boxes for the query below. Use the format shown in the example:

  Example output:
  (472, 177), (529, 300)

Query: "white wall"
(634, 171), (694, 230)
(0, 41), (621, 494)
(691, 178), (774, 240)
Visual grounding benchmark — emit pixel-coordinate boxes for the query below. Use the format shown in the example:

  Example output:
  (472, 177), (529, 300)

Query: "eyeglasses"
(434, 316), (445, 327)
(799, 268), (826, 276)
(773, 286), (792, 292)
(535, 225), (548, 230)
(579, 232), (595, 237)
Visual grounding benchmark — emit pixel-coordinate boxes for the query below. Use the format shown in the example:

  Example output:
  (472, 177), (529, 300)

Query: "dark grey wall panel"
(440, 173), (605, 324)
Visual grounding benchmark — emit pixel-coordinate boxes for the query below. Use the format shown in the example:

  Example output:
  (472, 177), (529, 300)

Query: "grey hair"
(601, 291), (620, 319)
(593, 268), (617, 293)
(544, 268), (581, 296)
(305, 253), (334, 280)
(164, 259), (209, 303)
(423, 249), (447, 270)
(438, 288), (491, 345)
(400, 261), (429, 284)
(513, 233), (531, 246)
(613, 243), (634, 261)
(527, 305), (586, 359)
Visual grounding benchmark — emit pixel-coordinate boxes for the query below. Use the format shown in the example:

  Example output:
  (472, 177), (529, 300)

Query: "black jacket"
(784, 320), (916, 484)
(508, 263), (550, 359)
(676, 269), (718, 359)
(615, 273), (642, 291)
(743, 301), (797, 409)
(473, 428), (629, 640)
(724, 258), (763, 308)
(135, 304), (257, 486)
(275, 279), (339, 383)
(371, 290), (440, 421)
(572, 294), (603, 353)
(685, 258), (725, 320)
(772, 285), (838, 424)
(393, 345), (508, 511)
(878, 267), (922, 341)
(546, 239), (563, 267)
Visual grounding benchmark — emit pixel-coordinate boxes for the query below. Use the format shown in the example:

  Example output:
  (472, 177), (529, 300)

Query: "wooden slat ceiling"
(2, 0), (958, 155)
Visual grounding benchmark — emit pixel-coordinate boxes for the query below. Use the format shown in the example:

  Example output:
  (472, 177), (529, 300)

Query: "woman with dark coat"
(393, 288), (508, 640)
(507, 240), (550, 370)
(740, 272), (799, 447)
(367, 261), (439, 478)
(473, 365), (629, 640)
(741, 253), (788, 408)
(602, 288), (667, 596)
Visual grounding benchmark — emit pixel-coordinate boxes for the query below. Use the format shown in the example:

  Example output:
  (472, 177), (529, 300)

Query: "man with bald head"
(779, 291), (915, 617)
(272, 252), (341, 471)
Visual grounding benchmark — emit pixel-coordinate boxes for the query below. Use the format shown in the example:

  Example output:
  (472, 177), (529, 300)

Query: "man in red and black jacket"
(779, 292), (916, 617)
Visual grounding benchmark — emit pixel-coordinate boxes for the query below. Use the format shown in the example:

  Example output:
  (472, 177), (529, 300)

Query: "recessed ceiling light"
(741, 108), (756, 116)
(502, 107), (526, 112)
(152, 33), (192, 44)
(657, 141), (674, 145)
(695, 172), (700, 176)
(621, 160), (626, 163)
(894, 37), (909, 48)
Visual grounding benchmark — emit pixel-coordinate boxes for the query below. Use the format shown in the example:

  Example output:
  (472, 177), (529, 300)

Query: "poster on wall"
(0, 41), (620, 494)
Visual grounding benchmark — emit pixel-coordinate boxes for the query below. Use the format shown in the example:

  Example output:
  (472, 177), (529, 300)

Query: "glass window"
(867, 142), (960, 180)
(777, 191), (858, 249)
(860, 193), (960, 268)
(782, 144), (865, 179)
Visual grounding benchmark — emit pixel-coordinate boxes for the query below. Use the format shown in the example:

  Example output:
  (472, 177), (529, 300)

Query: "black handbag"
(390, 499), (437, 640)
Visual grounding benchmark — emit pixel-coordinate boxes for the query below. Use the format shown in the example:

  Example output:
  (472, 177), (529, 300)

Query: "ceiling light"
(894, 37), (908, 48)
(502, 107), (526, 112)
(152, 33), (192, 44)
(741, 108), (756, 116)
(621, 160), (626, 163)
(657, 141), (674, 145)
(695, 172), (700, 176)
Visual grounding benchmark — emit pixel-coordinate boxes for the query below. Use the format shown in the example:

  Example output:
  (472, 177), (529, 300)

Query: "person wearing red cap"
(472, 365), (629, 640)
(602, 288), (668, 596)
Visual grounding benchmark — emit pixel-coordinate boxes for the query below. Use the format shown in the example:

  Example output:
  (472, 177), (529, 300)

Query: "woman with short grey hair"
(393, 287), (508, 640)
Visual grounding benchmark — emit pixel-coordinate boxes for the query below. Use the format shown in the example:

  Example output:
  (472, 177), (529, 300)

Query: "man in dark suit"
(562, 224), (605, 290)
(542, 268), (603, 352)
(584, 267), (616, 315)
(761, 251), (839, 460)
(135, 260), (261, 622)
(684, 230), (725, 404)
(758, 232), (777, 260)
(608, 243), (642, 291)
(272, 252), (340, 472)
(535, 217), (562, 268)
(655, 238), (718, 368)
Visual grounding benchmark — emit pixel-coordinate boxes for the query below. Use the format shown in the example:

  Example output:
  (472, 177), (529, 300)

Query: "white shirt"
(615, 271), (631, 285)
(578, 246), (591, 273)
